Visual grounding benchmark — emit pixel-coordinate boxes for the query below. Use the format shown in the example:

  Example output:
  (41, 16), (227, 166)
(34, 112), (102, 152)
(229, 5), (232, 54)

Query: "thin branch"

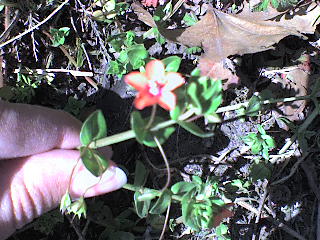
(154, 136), (171, 192)
(14, 68), (94, 77)
(0, 0), (69, 48)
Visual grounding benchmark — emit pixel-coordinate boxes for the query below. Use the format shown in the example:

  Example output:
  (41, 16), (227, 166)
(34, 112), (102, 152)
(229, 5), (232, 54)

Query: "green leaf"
(187, 82), (202, 114)
(271, 0), (279, 8)
(108, 231), (135, 240)
(50, 27), (70, 47)
(60, 191), (71, 213)
(170, 87), (187, 120)
(262, 135), (276, 148)
(177, 121), (213, 138)
(143, 126), (175, 147)
(187, 77), (222, 116)
(134, 191), (151, 218)
(191, 68), (201, 77)
(107, 60), (124, 75)
(253, 0), (270, 11)
(250, 162), (271, 182)
(124, 31), (136, 47)
(80, 147), (110, 177)
(80, 110), (107, 146)
(245, 95), (261, 116)
(67, 197), (87, 219)
(162, 56), (181, 72)
(192, 175), (202, 184)
(118, 50), (129, 64)
(134, 160), (149, 187)
(131, 111), (147, 144)
(181, 192), (199, 231)
(216, 223), (228, 236)
(183, 12), (198, 26)
(257, 125), (266, 135)
(150, 190), (172, 214)
(170, 104), (182, 120)
(127, 44), (148, 69)
(186, 46), (202, 54)
(251, 141), (262, 154)
(137, 189), (159, 201)
(171, 181), (197, 195)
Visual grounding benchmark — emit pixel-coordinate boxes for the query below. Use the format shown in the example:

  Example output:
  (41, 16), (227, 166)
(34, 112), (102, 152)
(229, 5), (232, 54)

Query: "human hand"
(0, 100), (127, 239)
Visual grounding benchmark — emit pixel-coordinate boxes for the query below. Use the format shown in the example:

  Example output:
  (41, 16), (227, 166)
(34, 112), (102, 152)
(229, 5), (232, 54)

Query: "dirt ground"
(2, 0), (320, 239)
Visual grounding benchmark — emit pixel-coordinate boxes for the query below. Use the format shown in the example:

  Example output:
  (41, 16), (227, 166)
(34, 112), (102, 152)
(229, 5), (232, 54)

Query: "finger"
(0, 149), (127, 239)
(0, 100), (82, 159)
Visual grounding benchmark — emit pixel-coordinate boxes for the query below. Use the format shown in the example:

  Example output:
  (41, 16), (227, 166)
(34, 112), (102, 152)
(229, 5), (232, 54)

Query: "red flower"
(124, 60), (185, 110)
(141, 0), (159, 7)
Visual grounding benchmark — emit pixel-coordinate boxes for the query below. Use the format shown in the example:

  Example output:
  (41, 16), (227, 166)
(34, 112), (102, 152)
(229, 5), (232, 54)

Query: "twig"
(14, 68), (94, 77)
(0, 0), (69, 48)
(42, 30), (98, 89)
(42, 30), (77, 67)
(0, 56), (3, 88)
(271, 152), (310, 186)
(0, 8), (19, 42)
(66, 214), (86, 240)
(236, 200), (306, 240)
(216, 95), (311, 114)
(266, 217), (306, 240)
(154, 136), (171, 192)
(80, 219), (90, 240)
(252, 182), (268, 240)
(159, 201), (171, 240)
(301, 160), (320, 201)
(317, 202), (320, 240)
(270, 107), (319, 164)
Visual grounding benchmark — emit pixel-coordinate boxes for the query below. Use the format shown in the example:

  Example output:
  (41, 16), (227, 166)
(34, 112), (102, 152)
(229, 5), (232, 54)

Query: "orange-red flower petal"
(134, 92), (158, 110)
(145, 60), (165, 83)
(162, 72), (185, 92)
(158, 91), (176, 110)
(124, 72), (148, 91)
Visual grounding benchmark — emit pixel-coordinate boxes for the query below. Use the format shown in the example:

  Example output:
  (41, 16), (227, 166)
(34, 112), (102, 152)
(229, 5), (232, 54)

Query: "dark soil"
(3, 0), (320, 239)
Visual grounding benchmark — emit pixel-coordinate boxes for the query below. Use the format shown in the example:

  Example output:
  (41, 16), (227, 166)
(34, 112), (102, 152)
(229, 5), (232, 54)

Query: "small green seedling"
(50, 27), (70, 47)
(242, 124), (276, 160)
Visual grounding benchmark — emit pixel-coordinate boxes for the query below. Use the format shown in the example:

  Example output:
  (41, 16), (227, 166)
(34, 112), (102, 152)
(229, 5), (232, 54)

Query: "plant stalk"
(88, 95), (311, 149)
(122, 183), (182, 202)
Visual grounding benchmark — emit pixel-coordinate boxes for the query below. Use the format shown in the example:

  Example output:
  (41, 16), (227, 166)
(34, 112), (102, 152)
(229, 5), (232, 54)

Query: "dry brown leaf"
(266, 55), (310, 129)
(132, 2), (320, 62)
(238, 1), (319, 34)
(198, 59), (239, 89)
(132, 2), (319, 88)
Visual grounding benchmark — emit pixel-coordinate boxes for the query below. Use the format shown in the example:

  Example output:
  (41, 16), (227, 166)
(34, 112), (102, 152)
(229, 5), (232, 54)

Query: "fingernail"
(71, 165), (127, 198)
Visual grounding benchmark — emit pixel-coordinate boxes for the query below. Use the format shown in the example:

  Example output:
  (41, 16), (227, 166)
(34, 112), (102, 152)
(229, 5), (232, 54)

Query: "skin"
(0, 100), (127, 239)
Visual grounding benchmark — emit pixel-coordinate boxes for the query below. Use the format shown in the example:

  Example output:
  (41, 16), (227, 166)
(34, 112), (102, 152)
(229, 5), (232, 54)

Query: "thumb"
(0, 100), (82, 159)
(0, 149), (127, 240)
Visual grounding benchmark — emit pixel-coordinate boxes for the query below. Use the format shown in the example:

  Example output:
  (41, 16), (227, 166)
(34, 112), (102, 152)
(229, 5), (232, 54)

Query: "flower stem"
(89, 130), (135, 148)
(122, 183), (182, 202)
(89, 109), (195, 149)
(154, 136), (171, 191)
(145, 105), (157, 129)
(216, 95), (311, 113)
(88, 95), (311, 149)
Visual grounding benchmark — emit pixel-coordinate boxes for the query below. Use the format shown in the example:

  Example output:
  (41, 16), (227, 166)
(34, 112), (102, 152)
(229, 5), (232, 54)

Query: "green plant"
(59, 57), (316, 238)
(242, 124), (276, 160)
(253, 0), (298, 11)
(183, 12), (198, 26)
(49, 27), (70, 47)
(63, 96), (86, 117)
(107, 31), (149, 77)
(92, 0), (128, 23)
